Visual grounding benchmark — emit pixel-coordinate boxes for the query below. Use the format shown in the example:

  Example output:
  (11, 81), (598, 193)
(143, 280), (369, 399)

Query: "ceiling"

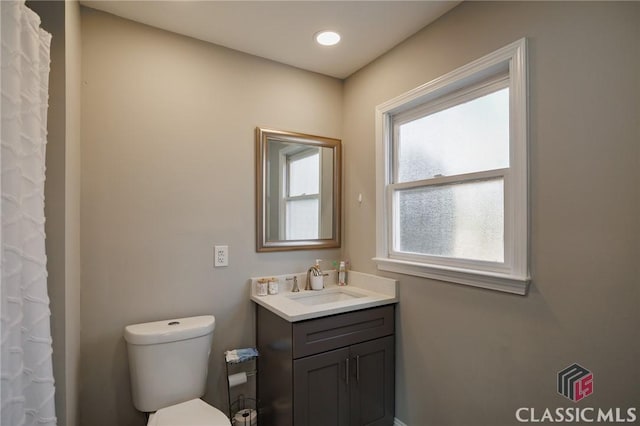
(80, 1), (460, 79)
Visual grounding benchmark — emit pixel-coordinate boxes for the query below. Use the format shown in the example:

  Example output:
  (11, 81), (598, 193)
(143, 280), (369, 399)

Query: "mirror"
(256, 127), (341, 251)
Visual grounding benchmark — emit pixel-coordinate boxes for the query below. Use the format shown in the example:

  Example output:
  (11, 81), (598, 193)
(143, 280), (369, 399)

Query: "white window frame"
(374, 38), (530, 295)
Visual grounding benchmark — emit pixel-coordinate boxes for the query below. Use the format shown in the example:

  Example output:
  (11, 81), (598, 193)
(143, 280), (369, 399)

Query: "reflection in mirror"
(256, 128), (341, 251)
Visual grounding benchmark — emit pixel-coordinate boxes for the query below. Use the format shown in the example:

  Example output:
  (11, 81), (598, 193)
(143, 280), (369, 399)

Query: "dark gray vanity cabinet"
(256, 304), (395, 426)
(294, 335), (394, 426)
(293, 346), (350, 425)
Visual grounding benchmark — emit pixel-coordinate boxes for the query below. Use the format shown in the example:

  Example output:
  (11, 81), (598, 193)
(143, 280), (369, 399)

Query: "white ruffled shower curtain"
(1, 1), (56, 425)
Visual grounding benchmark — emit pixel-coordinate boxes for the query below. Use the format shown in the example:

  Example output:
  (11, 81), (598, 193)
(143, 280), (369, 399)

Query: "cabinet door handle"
(355, 355), (360, 383)
(345, 358), (350, 385)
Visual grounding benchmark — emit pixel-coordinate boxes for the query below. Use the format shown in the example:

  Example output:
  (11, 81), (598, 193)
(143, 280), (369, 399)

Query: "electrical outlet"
(214, 245), (229, 267)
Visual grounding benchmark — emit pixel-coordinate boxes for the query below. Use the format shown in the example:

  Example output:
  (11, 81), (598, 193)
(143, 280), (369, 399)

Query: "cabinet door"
(294, 347), (350, 426)
(349, 336), (395, 426)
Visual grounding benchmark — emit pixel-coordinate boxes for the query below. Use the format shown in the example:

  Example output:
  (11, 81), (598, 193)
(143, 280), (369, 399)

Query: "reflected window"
(285, 150), (320, 239)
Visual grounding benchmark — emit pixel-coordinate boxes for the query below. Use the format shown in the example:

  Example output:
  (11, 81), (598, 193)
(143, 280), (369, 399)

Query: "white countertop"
(250, 270), (398, 322)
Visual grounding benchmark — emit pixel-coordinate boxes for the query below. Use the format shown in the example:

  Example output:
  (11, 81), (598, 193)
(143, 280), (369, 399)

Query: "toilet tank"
(124, 315), (216, 413)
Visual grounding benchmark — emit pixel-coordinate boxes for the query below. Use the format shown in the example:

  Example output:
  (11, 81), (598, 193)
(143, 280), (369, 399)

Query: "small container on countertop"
(256, 278), (269, 296)
(268, 279), (279, 295)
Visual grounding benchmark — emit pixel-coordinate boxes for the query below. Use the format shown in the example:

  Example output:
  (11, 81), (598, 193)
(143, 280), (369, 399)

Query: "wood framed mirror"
(256, 127), (341, 252)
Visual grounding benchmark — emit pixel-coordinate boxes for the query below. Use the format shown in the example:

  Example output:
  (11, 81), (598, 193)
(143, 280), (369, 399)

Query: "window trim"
(374, 38), (530, 295)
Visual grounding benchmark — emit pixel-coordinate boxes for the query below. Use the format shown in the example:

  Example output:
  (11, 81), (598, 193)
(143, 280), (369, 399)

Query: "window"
(284, 148), (320, 239)
(374, 39), (530, 294)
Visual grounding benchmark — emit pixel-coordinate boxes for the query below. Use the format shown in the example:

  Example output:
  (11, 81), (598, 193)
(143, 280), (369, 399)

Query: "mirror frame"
(256, 127), (342, 252)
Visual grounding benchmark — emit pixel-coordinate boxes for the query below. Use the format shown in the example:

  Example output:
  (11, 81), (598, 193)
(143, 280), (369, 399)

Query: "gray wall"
(77, 2), (639, 426)
(342, 2), (639, 425)
(32, 0), (82, 425)
(79, 8), (342, 426)
(64, 2), (82, 424)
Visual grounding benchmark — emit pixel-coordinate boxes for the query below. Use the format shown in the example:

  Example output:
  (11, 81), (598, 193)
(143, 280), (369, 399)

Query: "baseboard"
(394, 418), (408, 426)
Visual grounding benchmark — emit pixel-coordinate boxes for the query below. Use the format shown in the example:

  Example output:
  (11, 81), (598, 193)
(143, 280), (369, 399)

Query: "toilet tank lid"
(124, 315), (215, 345)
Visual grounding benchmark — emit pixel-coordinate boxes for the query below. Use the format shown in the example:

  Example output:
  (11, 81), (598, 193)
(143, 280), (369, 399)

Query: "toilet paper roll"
(228, 372), (248, 388)
(233, 408), (257, 426)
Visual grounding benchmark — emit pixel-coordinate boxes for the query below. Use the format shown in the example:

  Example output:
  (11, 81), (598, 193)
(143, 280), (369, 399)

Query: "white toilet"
(124, 315), (231, 426)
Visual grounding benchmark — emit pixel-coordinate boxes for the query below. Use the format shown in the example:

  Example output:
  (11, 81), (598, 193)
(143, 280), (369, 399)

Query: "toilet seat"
(148, 398), (231, 426)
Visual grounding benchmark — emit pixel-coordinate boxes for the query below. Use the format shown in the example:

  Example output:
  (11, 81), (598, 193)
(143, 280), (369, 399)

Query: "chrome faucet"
(286, 276), (300, 292)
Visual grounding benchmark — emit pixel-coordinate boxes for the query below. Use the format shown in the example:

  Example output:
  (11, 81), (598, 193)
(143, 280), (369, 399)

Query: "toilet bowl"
(124, 316), (231, 426)
(147, 398), (230, 426)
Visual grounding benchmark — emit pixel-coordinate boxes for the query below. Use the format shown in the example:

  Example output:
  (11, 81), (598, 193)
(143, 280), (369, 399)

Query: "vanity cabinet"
(256, 304), (395, 426)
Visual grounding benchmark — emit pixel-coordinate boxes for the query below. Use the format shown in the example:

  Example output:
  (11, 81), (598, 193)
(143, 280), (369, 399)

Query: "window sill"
(372, 257), (530, 295)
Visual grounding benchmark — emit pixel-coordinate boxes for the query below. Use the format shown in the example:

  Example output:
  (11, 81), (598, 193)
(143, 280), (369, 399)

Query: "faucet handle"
(286, 276), (300, 292)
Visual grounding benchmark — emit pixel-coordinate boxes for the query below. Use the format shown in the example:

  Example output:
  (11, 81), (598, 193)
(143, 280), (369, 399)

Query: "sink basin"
(286, 289), (363, 306)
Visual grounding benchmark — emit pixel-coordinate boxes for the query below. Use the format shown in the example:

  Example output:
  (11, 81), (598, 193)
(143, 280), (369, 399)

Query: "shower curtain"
(1, 1), (56, 425)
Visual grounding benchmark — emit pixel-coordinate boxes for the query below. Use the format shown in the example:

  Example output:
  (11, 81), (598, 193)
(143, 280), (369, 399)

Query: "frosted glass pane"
(289, 152), (319, 196)
(397, 88), (509, 182)
(286, 199), (319, 239)
(395, 179), (504, 262)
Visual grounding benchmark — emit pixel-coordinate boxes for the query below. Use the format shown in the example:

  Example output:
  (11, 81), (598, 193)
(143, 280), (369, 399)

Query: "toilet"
(124, 315), (231, 426)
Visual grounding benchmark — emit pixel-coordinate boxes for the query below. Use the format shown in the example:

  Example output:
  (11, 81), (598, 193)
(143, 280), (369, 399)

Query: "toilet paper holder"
(227, 370), (256, 388)
(224, 348), (259, 421)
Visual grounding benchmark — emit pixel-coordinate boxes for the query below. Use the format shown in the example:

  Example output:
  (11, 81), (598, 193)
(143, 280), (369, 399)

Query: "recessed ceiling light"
(315, 31), (341, 47)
